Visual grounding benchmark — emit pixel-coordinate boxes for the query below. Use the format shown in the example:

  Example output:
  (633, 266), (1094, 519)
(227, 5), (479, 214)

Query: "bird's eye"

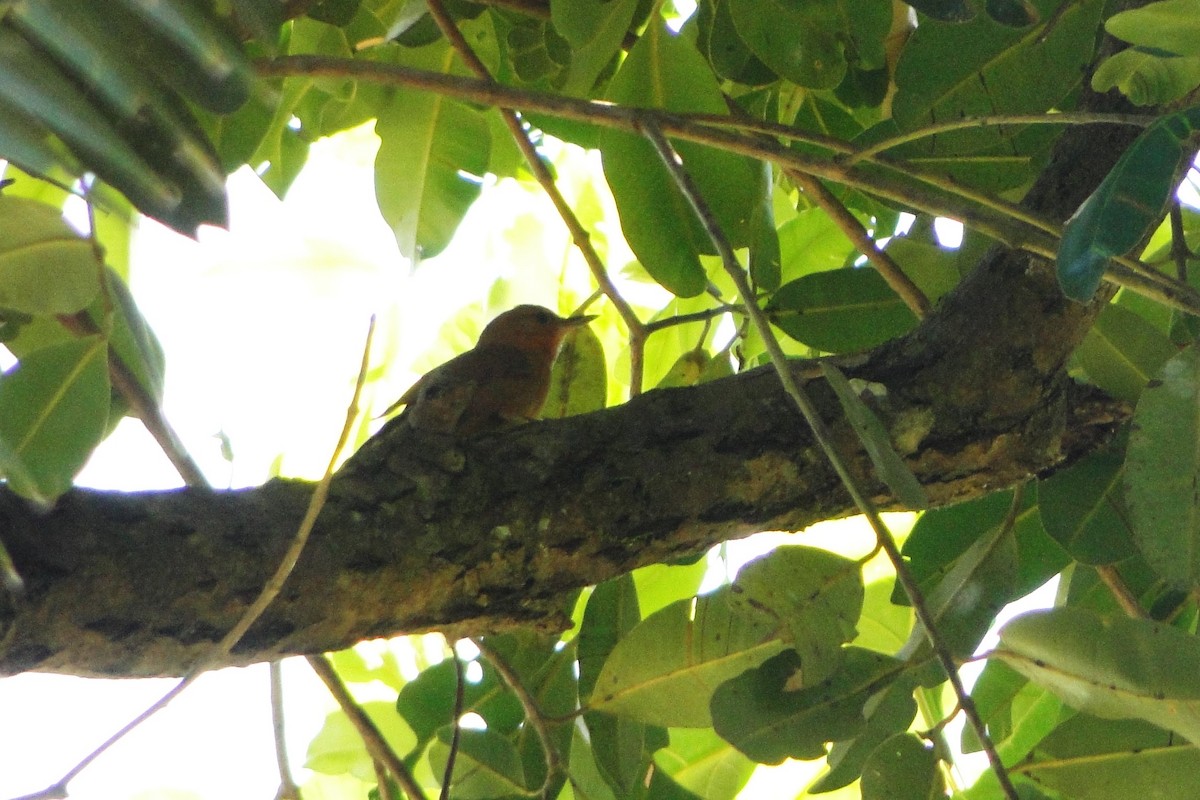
(536, 310), (552, 325)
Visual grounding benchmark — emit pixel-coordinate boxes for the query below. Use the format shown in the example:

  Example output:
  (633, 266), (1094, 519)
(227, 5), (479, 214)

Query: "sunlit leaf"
(0, 336), (110, 505)
(732, 545), (864, 687)
(996, 606), (1200, 745)
(0, 196), (100, 314)
(1106, 0), (1200, 56)
(375, 42), (490, 261)
(654, 728), (756, 800)
(590, 588), (786, 727)
(306, 702), (418, 779)
(543, 325), (607, 420)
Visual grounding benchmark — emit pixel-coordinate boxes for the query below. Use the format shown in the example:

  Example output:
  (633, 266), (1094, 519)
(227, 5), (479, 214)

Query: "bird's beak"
(561, 314), (597, 328)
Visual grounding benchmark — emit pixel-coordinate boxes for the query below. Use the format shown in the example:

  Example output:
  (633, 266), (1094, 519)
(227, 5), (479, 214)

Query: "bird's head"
(477, 304), (595, 356)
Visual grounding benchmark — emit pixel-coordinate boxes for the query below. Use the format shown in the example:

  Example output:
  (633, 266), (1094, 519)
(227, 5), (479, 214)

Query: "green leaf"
(654, 728), (756, 800)
(900, 506), (1019, 660)
(812, 676), (919, 792)
(1092, 47), (1200, 106)
(766, 268), (919, 354)
(996, 606), (1200, 746)
(396, 658), (522, 750)
(579, 574), (641, 700)
(821, 363), (929, 510)
(696, 0), (776, 85)
(1126, 346), (1200, 588)
(542, 325), (607, 420)
(710, 647), (904, 763)
(0, 196), (100, 314)
(776, 208), (857, 284)
(430, 727), (528, 799)
(0, 336), (110, 505)
(961, 659), (1029, 753)
(1075, 304), (1178, 403)
(599, 20), (766, 298)
(727, 0), (846, 88)
(748, 163), (781, 292)
(590, 588), (786, 727)
(1058, 105), (1200, 302)
(551, 0), (639, 94)
(891, 0), (1101, 187)
(731, 545), (864, 687)
(861, 733), (944, 800)
(1106, 0), (1200, 56)
(375, 42), (490, 261)
(306, 702), (418, 779)
(1039, 439), (1137, 565)
(1020, 713), (1200, 800)
(631, 558), (710, 617)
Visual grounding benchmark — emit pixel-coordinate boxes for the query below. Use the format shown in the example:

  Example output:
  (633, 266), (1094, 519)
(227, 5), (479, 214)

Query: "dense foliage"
(3, 0), (1200, 798)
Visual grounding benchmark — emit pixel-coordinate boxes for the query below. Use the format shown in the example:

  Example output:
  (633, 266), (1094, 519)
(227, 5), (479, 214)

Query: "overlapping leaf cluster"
(6, 0), (1200, 798)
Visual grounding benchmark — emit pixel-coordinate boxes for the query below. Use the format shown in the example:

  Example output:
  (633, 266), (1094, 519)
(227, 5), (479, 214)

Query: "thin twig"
(636, 121), (1021, 800)
(14, 317), (379, 800)
(438, 651), (466, 800)
(308, 654), (427, 800)
(1095, 565), (1149, 619)
(270, 661), (301, 800)
(642, 304), (743, 334)
(788, 169), (930, 317)
(474, 638), (563, 795)
(423, 0), (648, 395)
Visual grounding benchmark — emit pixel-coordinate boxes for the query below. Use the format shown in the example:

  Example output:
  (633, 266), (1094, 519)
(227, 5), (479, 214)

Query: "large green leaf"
(1106, 0), (1200, 56)
(599, 20), (766, 298)
(860, 733), (944, 800)
(766, 268), (919, 353)
(811, 675), (919, 792)
(0, 196), (100, 314)
(1058, 105), (1200, 302)
(996, 607), (1200, 745)
(551, 0), (639, 94)
(727, 0), (847, 88)
(654, 728), (756, 800)
(589, 588), (786, 727)
(375, 42), (490, 261)
(429, 728), (529, 799)
(1017, 713), (1200, 800)
(1074, 304), (1178, 403)
(1039, 440), (1137, 565)
(1125, 347), (1200, 588)
(1092, 47), (1200, 106)
(0, 336), (110, 505)
(731, 545), (864, 687)
(710, 647), (904, 763)
(890, 0), (1101, 188)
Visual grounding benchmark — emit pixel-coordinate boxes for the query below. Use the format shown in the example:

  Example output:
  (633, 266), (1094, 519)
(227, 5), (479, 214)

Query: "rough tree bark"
(0, 84), (1140, 678)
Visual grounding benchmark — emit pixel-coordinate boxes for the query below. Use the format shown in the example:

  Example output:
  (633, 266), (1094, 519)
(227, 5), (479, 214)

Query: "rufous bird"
(384, 304), (596, 436)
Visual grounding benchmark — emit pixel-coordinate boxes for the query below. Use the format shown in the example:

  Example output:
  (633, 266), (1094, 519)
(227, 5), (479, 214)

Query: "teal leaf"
(1058, 105), (1200, 302)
